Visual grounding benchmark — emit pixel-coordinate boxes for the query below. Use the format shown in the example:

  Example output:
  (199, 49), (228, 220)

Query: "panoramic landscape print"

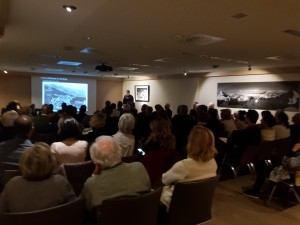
(217, 81), (300, 112)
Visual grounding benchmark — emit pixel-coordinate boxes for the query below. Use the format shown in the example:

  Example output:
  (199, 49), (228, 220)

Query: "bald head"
(89, 136), (121, 168)
(15, 115), (33, 138)
(1, 110), (19, 127)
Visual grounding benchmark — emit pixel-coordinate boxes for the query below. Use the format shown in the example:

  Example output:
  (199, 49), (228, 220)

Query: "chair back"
(140, 150), (181, 187)
(3, 170), (21, 185)
(98, 187), (162, 225)
(168, 176), (219, 225)
(273, 137), (292, 159)
(0, 198), (85, 225)
(256, 141), (277, 161)
(238, 144), (260, 167)
(0, 162), (19, 192)
(56, 160), (95, 196)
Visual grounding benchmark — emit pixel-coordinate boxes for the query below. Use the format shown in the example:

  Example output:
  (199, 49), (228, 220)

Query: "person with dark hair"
(260, 112), (276, 141)
(76, 105), (88, 123)
(273, 111), (290, 140)
(0, 110), (19, 142)
(51, 118), (87, 166)
(227, 109), (261, 157)
(0, 143), (76, 213)
(122, 90), (134, 104)
(0, 115), (33, 163)
(117, 101), (124, 116)
(164, 103), (172, 119)
(6, 101), (21, 113)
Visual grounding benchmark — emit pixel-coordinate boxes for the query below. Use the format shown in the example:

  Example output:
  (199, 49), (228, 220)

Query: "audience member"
(0, 115), (33, 163)
(51, 118), (87, 165)
(0, 143), (76, 213)
(220, 108), (236, 137)
(273, 111), (290, 140)
(143, 118), (176, 152)
(164, 103), (172, 119)
(172, 105), (196, 158)
(0, 110), (19, 142)
(160, 125), (217, 209)
(82, 111), (108, 142)
(113, 113), (135, 157)
(260, 112), (276, 141)
(76, 105), (88, 123)
(80, 136), (151, 211)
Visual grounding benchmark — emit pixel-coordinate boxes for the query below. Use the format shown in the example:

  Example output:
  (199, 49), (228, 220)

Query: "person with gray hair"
(80, 136), (151, 211)
(112, 113), (135, 157)
(0, 110), (19, 142)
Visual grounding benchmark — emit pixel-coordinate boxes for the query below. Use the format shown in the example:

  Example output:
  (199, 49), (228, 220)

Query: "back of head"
(292, 112), (300, 125)
(164, 103), (170, 110)
(262, 113), (276, 128)
(80, 105), (87, 113)
(276, 111), (289, 127)
(90, 136), (121, 168)
(186, 125), (217, 162)
(118, 113), (135, 134)
(1, 110), (19, 127)
(90, 111), (106, 128)
(178, 105), (189, 115)
(20, 142), (56, 181)
(238, 110), (247, 121)
(246, 109), (259, 124)
(14, 115), (32, 138)
(220, 108), (231, 120)
(59, 117), (81, 139)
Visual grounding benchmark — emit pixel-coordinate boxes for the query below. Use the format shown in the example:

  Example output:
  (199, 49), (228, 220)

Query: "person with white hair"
(80, 136), (151, 211)
(112, 113), (135, 157)
(0, 110), (19, 142)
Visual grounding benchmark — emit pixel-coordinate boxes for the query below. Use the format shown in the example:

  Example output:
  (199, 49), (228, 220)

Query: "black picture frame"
(135, 85), (150, 102)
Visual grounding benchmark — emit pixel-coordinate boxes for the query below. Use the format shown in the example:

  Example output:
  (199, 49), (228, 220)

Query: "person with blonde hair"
(160, 125), (218, 209)
(0, 143), (76, 213)
(112, 113), (135, 157)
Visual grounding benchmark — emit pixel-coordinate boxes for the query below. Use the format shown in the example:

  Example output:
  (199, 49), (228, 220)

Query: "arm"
(162, 161), (187, 185)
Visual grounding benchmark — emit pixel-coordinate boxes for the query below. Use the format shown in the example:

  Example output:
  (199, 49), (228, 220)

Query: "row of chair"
(222, 137), (292, 177)
(0, 176), (219, 225)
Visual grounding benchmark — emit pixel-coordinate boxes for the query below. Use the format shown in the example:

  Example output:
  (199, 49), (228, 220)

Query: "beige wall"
(0, 75), (31, 108)
(96, 79), (123, 111)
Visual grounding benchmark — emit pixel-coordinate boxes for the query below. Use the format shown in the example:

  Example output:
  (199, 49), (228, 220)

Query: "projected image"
(42, 81), (88, 111)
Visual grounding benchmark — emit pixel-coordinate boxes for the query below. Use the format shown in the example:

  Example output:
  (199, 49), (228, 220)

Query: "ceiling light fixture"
(63, 5), (77, 12)
(4, 70), (8, 74)
(183, 71), (187, 76)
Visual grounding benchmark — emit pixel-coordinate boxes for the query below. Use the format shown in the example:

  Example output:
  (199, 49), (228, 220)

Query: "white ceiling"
(1, 0), (300, 79)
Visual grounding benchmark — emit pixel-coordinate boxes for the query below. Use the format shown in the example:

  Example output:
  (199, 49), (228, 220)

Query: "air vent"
(284, 29), (300, 38)
(231, 13), (248, 19)
(183, 34), (224, 46)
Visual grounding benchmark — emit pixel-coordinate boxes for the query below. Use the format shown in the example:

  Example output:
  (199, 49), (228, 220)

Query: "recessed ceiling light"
(57, 61), (82, 66)
(4, 70), (8, 74)
(63, 5), (77, 12)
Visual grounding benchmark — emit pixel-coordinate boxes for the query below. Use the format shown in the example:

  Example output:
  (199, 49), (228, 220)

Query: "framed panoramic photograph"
(135, 85), (150, 102)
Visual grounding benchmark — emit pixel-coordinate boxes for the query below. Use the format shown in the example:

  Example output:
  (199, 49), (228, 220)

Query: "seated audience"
(172, 105), (195, 157)
(273, 111), (290, 140)
(260, 112), (276, 141)
(51, 118), (87, 165)
(75, 105), (88, 123)
(234, 110), (248, 130)
(160, 125), (218, 209)
(82, 111), (109, 142)
(143, 118), (176, 152)
(220, 108), (236, 137)
(80, 136), (151, 211)
(0, 143), (76, 213)
(0, 110), (19, 142)
(112, 113), (135, 157)
(0, 115), (33, 163)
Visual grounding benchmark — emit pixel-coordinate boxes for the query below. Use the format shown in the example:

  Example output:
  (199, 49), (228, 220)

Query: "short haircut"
(89, 136), (121, 168)
(186, 125), (217, 162)
(59, 117), (81, 139)
(118, 113), (135, 134)
(89, 111), (106, 128)
(20, 142), (56, 181)
(14, 115), (32, 138)
(246, 109), (259, 124)
(1, 110), (19, 127)
(220, 108), (231, 120)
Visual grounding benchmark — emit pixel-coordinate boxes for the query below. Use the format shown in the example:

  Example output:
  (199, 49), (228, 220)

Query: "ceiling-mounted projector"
(95, 63), (113, 72)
